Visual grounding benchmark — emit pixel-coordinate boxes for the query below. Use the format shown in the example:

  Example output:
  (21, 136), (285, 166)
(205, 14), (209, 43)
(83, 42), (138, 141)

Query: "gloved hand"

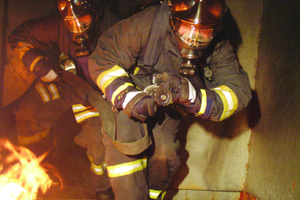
(161, 72), (197, 104)
(123, 92), (157, 121)
(160, 72), (202, 114)
(40, 69), (58, 82)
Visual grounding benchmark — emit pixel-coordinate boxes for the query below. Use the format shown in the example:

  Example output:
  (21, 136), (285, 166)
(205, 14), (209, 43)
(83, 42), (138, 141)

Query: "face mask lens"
(64, 14), (92, 34)
(177, 25), (213, 48)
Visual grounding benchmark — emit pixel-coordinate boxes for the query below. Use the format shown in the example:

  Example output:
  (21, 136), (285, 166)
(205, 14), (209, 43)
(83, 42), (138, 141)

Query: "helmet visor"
(64, 14), (93, 34)
(172, 17), (215, 48)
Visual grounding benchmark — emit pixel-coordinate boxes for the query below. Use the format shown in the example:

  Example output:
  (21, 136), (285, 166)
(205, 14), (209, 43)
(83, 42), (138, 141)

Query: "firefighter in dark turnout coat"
(88, 0), (252, 199)
(8, 0), (119, 197)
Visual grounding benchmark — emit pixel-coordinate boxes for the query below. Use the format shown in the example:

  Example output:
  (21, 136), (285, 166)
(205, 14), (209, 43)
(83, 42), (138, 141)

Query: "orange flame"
(0, 137), (58, 200)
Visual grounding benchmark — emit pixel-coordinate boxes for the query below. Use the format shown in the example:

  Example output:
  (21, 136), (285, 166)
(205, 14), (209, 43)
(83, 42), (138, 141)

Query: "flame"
(0, 137), (58, 200)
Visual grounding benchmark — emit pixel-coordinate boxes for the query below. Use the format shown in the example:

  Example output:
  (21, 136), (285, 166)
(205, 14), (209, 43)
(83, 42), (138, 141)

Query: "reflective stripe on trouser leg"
(149, 189), (166, 199)
(89, 155), (106, 175)
(106, 157), (147, 178)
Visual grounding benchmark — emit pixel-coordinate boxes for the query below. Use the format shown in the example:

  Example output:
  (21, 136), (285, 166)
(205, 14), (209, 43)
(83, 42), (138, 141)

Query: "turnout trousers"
(103, 107), (182, 200)
(14, 79), (110, 192)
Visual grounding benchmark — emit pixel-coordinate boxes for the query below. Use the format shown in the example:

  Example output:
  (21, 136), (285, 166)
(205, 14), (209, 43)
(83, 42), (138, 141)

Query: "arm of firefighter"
(88, 7), (156, 105)
(202, 40), (252, 121)
(8, 15), (59, 80)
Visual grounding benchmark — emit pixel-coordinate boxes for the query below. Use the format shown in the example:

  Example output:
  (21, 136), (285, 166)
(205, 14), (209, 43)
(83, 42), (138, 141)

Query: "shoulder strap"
(137, 0), (170, 68)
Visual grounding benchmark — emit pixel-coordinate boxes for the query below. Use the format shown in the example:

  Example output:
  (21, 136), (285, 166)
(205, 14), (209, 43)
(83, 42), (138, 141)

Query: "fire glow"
(0, 137), (56, 200)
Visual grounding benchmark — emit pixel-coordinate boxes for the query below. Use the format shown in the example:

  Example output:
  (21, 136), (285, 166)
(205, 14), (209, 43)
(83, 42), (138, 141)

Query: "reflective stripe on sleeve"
(107, 157), (147, 178)
(29, 55), (43, 72)
(14, 41), (34, 60)
(17, 129), (50, 146)
(196, 89), (207, 116)
(96, 65), (129, 95)
(72, 104), (93, 113)
(35, 82), (51, 102)
(111, 82), (134, 105)
(212, 85), (238, 121)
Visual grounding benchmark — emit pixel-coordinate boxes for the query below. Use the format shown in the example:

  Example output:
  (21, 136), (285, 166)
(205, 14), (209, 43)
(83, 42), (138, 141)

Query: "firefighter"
(88, 0), (252, 199)
(7, 0), (121, 198)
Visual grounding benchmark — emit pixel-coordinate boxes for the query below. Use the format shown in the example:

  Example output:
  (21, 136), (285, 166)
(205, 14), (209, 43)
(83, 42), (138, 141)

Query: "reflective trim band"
(74, 109), (99, 123)
(46, 83), (60, 100)
(107, 157), (147, 178)
(186, 78), (196, 103)
(35, 82), (50, 102)
(133, 66), (140, 75)
(29, 55), (44, 72)
(17, 129), (50, 146)
(91, 163), (104, 175)
(212, 85), (238, 121)
(149, 189), (162, 199)
(14, 41), (34, 60)
(96, 65), (129, 94)
(111, 82), (134, 105)
(161, 191), (166, 200)
(88, 156), (105, 175)
(72, 104), (93, 113)
(197, 89), (207, 116)
(122, 91), (142, 109)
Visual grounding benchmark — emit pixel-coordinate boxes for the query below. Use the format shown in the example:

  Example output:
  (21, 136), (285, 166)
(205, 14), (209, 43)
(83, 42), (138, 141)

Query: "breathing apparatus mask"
(169, 0), (226, 77)
(57, 0), (100, 57)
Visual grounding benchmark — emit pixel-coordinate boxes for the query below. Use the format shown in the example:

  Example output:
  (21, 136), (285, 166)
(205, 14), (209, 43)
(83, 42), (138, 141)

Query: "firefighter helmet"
(56, 0), (101, 34)
(169, 0), (226, 50)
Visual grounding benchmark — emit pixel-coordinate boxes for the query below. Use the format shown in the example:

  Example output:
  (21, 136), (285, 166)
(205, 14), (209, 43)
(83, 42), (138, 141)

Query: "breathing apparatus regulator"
(56, 0), (102, 58)
(168, 0), (226, 77)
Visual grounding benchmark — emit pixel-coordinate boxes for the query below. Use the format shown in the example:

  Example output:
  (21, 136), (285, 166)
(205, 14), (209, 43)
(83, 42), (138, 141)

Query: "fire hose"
(58, 71), (151, 155)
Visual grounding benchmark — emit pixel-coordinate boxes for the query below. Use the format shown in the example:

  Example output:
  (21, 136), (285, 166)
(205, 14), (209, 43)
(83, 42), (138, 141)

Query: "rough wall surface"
(247, 0), (300, 199)
(169, 0), (263, 193)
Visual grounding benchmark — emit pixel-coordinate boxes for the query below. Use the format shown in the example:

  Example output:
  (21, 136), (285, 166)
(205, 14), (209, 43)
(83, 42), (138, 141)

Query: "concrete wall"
(169, 1), (263, 198)
(246, 0), (300, 199)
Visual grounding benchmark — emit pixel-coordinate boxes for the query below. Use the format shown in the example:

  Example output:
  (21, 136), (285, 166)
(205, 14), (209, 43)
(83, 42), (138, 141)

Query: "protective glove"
(160, 72), (202, 114)
(161, 72), (197, 104)
(40, 69), (58, 82)
(123, 91), (157, 121)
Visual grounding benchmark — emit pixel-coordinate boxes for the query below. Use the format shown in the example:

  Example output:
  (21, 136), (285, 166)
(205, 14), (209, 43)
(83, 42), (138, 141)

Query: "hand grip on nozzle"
(143, 85), (172, 106)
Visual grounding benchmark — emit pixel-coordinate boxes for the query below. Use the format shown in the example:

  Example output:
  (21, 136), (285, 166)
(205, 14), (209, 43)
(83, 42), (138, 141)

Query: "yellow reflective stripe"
(88, 155), (105, 175)
(96, 65), (128, 94)
(197, 89), (207, 116)
(91, 163), (104, 175)
(107, 157), (147, 178)
(111, 82), (134, 105)
(74, 110), (99, 123)
(133, 66), (140, 75)
(161, 191), (166, 200)
(72, 104), (93, 113)
(46, 83), (60, 100)
(17, 129), (50, 146)
(149, 189), (162, 199)
(29, 55), (44, 72)
(35, 82), (50, 102)
(14, 41), (34, 60)
(212, 85), (238, 121)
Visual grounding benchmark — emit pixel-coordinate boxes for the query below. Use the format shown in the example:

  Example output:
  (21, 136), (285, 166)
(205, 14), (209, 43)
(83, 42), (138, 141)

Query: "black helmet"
(169, 0), (226, 50)
(56, 0), (100, 34)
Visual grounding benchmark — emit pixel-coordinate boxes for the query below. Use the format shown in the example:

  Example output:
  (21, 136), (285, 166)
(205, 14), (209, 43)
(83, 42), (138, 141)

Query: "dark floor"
(0, 102), (98, 199)
(0, 101), (183, 200)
